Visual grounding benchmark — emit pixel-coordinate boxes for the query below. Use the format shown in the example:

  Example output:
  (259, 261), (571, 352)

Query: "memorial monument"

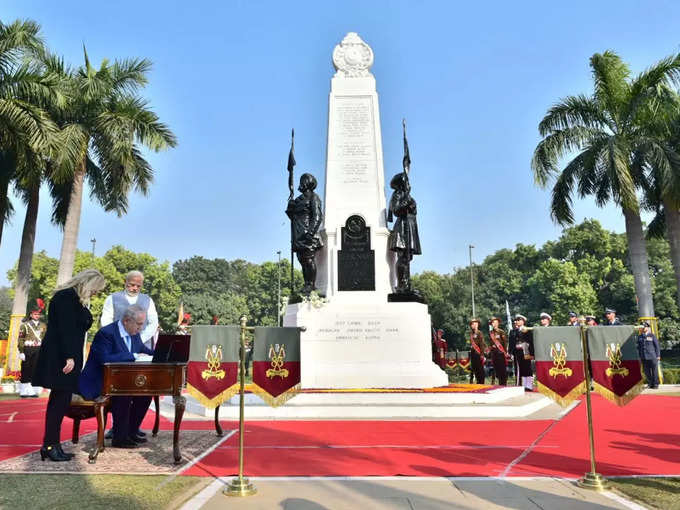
(284, 32), (448, 389)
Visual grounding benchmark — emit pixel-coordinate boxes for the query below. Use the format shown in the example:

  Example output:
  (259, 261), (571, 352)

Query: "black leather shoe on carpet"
(111, 439), (138, 449)
(130, 435), (148, 444)
(135, 430), (147, 438)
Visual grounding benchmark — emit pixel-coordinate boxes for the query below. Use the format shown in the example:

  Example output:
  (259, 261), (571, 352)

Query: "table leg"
(172, 395), (186, 464)
(88, 398), (108, 464)
(153, 395), (160, 437)
(214, 406), (223, 436)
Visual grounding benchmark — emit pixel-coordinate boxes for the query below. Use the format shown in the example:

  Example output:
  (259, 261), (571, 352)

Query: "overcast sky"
(2, 0), (678, 286)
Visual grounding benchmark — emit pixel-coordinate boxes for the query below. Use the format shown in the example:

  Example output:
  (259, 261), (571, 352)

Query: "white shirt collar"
(117, 320), (131, 340)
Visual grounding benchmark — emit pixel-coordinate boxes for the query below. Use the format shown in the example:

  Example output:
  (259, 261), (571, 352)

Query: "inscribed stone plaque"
(338, 215), (375, 291)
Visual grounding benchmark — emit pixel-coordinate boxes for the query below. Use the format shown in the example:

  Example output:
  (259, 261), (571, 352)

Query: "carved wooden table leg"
(88, 397), (108, 464)
(72, 417), (81, 444)
(153, 395), (161, 437)
(214, 406), (223, 436)
(172, 395), (186, 464)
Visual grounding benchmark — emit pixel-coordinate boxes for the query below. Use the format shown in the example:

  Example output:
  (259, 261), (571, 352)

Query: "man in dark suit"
(79, 305), (153, 448)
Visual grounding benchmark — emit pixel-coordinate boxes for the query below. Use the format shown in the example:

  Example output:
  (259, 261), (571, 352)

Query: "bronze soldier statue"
(387, 173), (421, 294)
(287, 173), (323, 295)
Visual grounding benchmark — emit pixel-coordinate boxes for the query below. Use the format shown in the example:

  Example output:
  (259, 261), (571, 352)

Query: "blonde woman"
(33, 269), (106, 461)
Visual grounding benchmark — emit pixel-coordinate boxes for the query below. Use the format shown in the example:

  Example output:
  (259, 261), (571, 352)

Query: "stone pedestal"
(285, 32), (447, 389)
(284, 301), (447, 388)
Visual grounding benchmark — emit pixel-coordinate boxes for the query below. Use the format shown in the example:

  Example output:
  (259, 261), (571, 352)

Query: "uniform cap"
(540, 312), (552, 321)
(605, 308), (616, 314)
(568, 311), (577, 318)
(469, 318), (480, 326)
(514, 314), (527, 322)
(488, 316), (501, 324)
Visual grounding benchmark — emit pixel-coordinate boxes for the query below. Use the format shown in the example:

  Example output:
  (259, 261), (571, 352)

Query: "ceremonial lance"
(287, 129), (296, 295)
(402, 119), (412, 261)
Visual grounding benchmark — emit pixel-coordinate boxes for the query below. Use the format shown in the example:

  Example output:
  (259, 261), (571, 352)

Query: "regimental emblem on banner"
(605, 342), (629, 378)
(548, 342), (573, 378)
(201, 344), (226, 381)
(266, 344), (289, 379)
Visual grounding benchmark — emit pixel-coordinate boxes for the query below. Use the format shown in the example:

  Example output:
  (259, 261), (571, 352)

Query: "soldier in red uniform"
(468, 319), (486, 384)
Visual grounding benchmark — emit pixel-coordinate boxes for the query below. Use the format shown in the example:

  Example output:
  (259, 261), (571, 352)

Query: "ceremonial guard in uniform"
(17, 300), (47, 397)
(567, 311), (579, 326)
(176, 313), (191, 335)
(509, 314), (534, 391)
(488, 316), (509, 386)
(468, 319), (486, 384)
(603, 308), (622, 325)
(539, 312), (552, 327)
(585, 314), (598, 326)
(637, 321), (661, 389)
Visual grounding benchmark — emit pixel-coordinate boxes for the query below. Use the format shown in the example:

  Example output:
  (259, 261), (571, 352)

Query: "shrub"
(661, 368), (680, 384)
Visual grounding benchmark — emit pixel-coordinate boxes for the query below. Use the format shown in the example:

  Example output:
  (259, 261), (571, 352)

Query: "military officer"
(567, 311), (579, 326)
(488, 316), (509, 386)
(509, 314), (534, 391)
(468, 318), (486, 384)
(603, 308), (622, 325)
(17, 300), (47, 397)
(585, 314), (598, 326)
(539, 312), (552, 327)
(637, 321), (661, 389)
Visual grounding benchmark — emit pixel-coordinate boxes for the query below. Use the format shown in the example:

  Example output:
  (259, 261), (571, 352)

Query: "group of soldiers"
(465, 308), (624, 391)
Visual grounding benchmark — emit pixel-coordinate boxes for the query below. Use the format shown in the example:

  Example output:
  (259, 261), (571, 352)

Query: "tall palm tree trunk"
(10, 183), (39, 316)
(56, 156), (86, 285)
(662, 199), (680, 308)
(622, 206), (655, 317)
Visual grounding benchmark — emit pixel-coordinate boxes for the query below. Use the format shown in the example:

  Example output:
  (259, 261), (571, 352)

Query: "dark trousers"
(469, 351), (485, 384)
(492, 351), (508, 386)
(20, 346), (40, 383)
(642, 358), (659, 387)
(111, 396), (152, 440)
(43, 389), (71, 446)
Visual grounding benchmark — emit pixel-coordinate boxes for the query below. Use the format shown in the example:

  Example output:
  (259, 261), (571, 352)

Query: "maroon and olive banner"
(533, 326), (586, 407)
(252, 326), (301, 407)
(588, 325), (643, 406)
(186, 326), (240, 408)
(457, 350), (471, 371)
(445, 351), (457, 370)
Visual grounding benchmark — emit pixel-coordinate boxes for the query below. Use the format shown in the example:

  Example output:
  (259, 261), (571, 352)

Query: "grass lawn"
(609, 477), (680, 510)
(0, 393), (18, 401)
(0, 474), (209, 510)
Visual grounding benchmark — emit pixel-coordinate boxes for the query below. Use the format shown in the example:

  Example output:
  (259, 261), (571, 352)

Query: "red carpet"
(1, 394), (678, 478)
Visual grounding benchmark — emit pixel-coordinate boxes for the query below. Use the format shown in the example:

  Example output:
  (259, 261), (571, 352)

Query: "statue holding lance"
(387, 119), (421, 295)
(285, 130), (324, 296)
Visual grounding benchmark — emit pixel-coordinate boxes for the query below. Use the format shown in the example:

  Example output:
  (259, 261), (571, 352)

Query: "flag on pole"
(251, 326), (301, 407)
(587, 326), (644, 406)
(402, 118), (411, 173)
(533, 326), (586, 407)
(186, 326), (240, 408)
(287, 129), (296, 199)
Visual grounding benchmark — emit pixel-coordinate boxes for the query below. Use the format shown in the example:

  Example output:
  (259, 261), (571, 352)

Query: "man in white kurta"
(101, 270), (159, 349)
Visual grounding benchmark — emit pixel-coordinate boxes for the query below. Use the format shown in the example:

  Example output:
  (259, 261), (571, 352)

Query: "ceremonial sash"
(251, 326), (301, 407)
(186, 326), (240, 408)
(533, 326), (586, 407)
(470, 334), (485, 363)
(489, 330), (510, 360)
(587, 326), (643, 406)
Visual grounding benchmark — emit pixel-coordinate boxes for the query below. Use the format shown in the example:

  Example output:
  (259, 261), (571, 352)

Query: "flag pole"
(224, 315), (257, 497)
(577, 320), (607, 491)
(287, 129), (296, 297)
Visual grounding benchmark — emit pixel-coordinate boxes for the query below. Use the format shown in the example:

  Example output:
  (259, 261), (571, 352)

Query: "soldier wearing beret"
(468, 318), (485, 384)
(487, 316), (509, 385)
(603, 308), (622, 326)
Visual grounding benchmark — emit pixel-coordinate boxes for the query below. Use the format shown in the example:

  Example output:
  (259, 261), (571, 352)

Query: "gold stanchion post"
(224, 315), (257, 497)
(577, 321), (607, 491)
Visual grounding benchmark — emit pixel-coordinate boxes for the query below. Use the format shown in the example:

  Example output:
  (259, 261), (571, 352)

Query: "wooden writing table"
(88, 362), (187, 464)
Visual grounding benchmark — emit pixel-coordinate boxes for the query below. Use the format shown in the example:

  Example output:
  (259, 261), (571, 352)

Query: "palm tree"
(532, 51), (680, 318)
(0, 19), (57, 248)
(54, 48), (177, 285)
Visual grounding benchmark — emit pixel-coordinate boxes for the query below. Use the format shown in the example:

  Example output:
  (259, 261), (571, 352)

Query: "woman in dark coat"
(33, 269), (106, 461)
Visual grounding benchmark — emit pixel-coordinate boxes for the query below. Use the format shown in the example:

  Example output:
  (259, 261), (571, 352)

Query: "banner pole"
(577, 322), (607, 491)
(224, 316), (257, 497)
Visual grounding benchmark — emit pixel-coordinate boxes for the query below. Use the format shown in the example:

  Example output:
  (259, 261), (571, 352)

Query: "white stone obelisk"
(284, 33), (448, 389)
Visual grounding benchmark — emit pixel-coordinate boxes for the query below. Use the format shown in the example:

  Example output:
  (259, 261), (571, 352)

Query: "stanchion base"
(224, 477), (257, 497)
(577, 472), (608, 491)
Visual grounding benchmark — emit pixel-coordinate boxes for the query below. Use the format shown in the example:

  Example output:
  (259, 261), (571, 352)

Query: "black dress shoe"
(40, 445), (69, 462)
(135, 430), (147, 438)
(111, 438), (138, 449)
(129, 435), (147, 444)
(56, 445), (75, 459)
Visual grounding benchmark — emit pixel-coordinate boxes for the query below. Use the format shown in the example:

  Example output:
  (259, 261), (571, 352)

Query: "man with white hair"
(101, 270), (158, 349)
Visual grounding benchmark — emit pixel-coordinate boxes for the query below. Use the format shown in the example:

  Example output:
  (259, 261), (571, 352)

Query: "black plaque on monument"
(338, 215), (375, 291)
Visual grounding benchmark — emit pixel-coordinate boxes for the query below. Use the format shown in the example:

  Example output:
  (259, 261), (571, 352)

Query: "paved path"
(181, 477), (644, 510)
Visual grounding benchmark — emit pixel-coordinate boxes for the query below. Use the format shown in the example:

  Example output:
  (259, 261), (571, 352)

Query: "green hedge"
(661, 368), (680, 384)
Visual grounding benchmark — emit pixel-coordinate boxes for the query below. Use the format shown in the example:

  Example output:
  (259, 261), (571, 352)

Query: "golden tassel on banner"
(224, 315), (257, 497)
(577, 320), (607, 491)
